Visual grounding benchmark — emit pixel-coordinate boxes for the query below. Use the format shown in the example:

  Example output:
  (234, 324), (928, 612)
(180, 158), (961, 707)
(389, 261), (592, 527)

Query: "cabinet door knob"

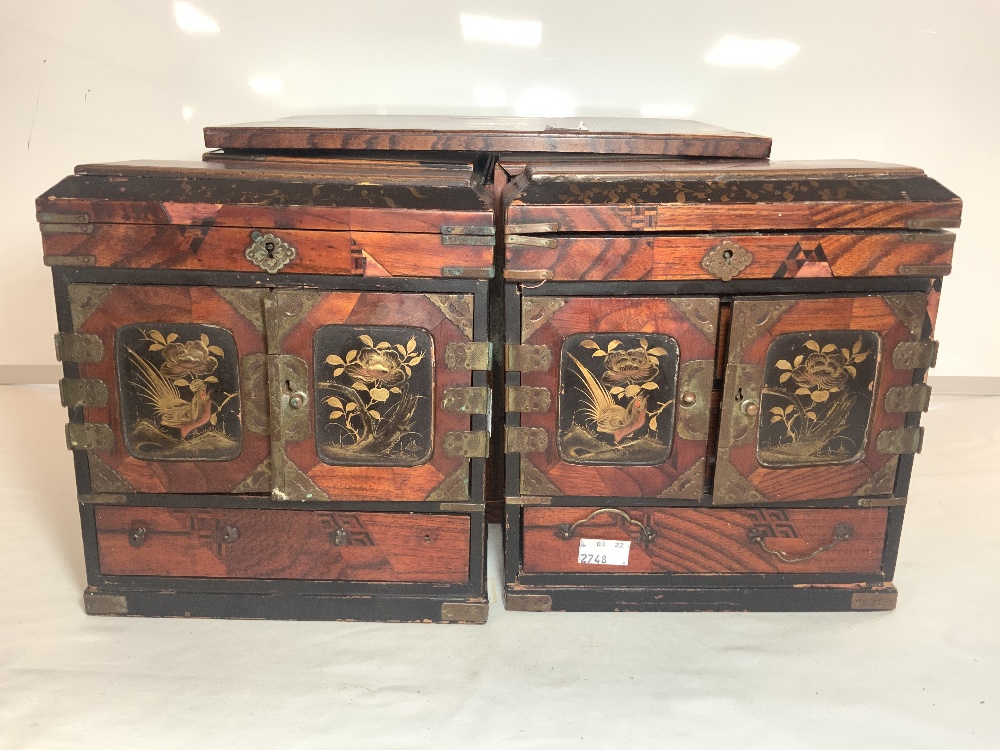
(740, 399), (759, 417)
(288, 391), (308, 410)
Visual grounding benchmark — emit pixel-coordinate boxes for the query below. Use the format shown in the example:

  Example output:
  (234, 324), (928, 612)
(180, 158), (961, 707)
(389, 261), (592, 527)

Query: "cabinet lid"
(504, 159), (962, 232)
(203, 115), (771, 159)
(37, 158), (494, 233)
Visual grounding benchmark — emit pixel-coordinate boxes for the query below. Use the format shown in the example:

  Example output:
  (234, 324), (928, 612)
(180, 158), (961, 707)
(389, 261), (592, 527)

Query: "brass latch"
(445, 342), (492, 371)
(877, 427), (924, 455)
(885, 384), (932, 413)
(59, 378), (109, 409)
(441, 387), (490, 415)
(54, 333), (104, 363)
(506, 386), (551, 413)
(893, 340), (939, 370)
(505, 344), (552, 372)
(443, 431), (490, 458)
(65, 423), (114, 452)
(506, 427), (548, 454)
(440, 225), (495, 246)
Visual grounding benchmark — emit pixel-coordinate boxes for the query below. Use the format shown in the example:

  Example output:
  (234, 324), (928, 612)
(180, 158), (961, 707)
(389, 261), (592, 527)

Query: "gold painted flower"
(791, 351), (849, 393)
(344, 347), (408, 387)
(160, 339), (219, 379)
(602, 348), (659, 386)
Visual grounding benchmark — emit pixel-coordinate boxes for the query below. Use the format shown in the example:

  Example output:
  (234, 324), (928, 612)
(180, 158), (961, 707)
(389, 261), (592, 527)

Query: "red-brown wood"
(96, 506), (470, 582)
(203, 116), (772, 158)
(522, 506), (888, 574)
(505, 233), (954, 282)
(278, 291), (473, 502)
(42, 225), (493, 277)
(716, 295), (926, 503)
(519, 296), (718, 499)
(76, 285), (271, 494)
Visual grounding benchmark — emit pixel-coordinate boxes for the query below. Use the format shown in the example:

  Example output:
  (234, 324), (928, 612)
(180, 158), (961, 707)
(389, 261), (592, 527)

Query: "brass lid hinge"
(445, 342), (492, 371)
(54, 333), (104, 363)
(440, 225), (495, 247)
(505, 344), (552, 372)
(441, 387), (491, 415)
(38, 213), (92, 235)
(877, 427), (924, 455)
(893, 340), (938, 370)
(506, 223), (558, 234)
(885, 384), (932, 413)
(442, 266), (495, 278)
(505, 427), (548, 454)
(443, 431), (490, 458)
(59, 378), (109, 409)
(506, 386), (551, 413)
(65, 423), (114, 452)
(506, 236), (557, 248)
(857, 497), (907, 508)
(504, 269), (555, 281)
(79, 493), (127, 505)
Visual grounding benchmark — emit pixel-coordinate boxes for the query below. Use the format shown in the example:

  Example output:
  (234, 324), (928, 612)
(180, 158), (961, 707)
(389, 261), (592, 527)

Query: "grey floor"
(1, 385), (997, 749)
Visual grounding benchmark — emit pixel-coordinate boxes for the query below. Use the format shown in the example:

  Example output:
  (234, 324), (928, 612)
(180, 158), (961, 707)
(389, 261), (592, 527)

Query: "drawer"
(96, 506), (470, 583)
(522, 506), (888, 575)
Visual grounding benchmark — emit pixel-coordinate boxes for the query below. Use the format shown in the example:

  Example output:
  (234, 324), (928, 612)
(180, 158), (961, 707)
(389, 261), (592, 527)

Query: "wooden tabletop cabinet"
(40, 156), (494, 622)
(501, 159), (960, 612)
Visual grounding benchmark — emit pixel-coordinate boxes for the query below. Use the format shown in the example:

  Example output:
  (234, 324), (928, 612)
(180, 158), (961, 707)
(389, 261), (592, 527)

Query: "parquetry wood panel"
(505, 232), (954, 282)
(96, 506), (471, 582)
(522, 506), (888, 574)
(277, 290), (473, 501)
(715, 295), (927, 503)
(75, 284), (271, 494)
(518, 296), (718, 499)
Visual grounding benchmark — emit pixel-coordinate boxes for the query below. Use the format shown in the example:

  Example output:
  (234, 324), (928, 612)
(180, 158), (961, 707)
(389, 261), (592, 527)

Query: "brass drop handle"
(555, 508), (657, 546)
(747, 522), (853, 563)
(128, 525), (146, 548)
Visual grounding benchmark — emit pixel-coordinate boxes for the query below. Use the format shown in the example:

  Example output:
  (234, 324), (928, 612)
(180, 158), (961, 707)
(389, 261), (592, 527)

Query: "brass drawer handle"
(555, 508), (657, 546)
(747, 522), (853, 563)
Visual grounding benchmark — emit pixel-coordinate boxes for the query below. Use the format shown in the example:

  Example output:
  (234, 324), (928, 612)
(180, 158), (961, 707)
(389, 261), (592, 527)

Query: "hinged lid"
(203, 115), (771, 159)
(504, 160), (962, 232)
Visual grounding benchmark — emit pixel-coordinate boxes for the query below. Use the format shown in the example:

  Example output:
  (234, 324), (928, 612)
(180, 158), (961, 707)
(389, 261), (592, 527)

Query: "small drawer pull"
(218, 525), (240, 544)
(555, 508), (657, 546)
(747, 522), (853, 563)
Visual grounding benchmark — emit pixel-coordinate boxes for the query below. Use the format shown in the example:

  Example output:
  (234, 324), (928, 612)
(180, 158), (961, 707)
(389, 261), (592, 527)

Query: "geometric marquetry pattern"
(741, 508), (800, 538)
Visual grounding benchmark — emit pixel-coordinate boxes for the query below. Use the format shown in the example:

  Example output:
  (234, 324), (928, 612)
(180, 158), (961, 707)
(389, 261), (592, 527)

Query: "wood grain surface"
(96, 506), (471, 582)
(522, 506), (888, 574)
(505, 232), (954, 282)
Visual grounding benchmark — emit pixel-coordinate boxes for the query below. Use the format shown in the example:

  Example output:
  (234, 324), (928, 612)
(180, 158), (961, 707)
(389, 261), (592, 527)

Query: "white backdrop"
(3, 1), (997, 376)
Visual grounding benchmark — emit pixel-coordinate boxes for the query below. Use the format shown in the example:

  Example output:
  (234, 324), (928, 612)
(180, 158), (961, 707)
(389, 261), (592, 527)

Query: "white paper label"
(577, 538), (631, 566)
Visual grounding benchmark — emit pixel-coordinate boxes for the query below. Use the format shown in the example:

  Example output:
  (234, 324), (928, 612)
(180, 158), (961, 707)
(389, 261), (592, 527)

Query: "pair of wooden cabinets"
(42, 118), (960, 619)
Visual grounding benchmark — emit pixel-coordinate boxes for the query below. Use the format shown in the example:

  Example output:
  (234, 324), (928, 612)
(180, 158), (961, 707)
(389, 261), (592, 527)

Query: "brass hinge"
(506, 427), (548, 454)
(441, 225), (495, 246)
(851, 585), (898, 611)
(54, 333), (104, 363)
(437, 502), (485, 513)
(898, 264), (952, 276)
(44, 255), (97, 267)
(885, 384), (932, 413)
(506, 235), (557, 248)
(504, 269), (555, 281)
(506, 223), (558, 234)
(79, 493), (127, 505)
(445, 342), (492, 371)
(506, 495), (552, 506)
(505, 344), (551, 372)
(83, 593), (128, 616)
(443, 431), (490, 458)
(505, 593), (553, 612)
(440, 602), (489, 623)
(442, 266), (495, 278)
(899, 232), (955, 245)
(858, 497), (907, 508)
(893, 340), (939, 370)
(65, 423), (114, 451)
(59, 378), (109, 409)
(877, 427), (924, 455)
(37, 212), (90, 224)
(441, 386), (491, 415)
(906, 218), (957, 230)
(506, 386), (551, 413)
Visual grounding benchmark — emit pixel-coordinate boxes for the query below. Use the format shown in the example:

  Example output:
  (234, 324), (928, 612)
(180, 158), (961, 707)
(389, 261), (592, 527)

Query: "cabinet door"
(66, 284), (271, 494)
(715, 294), (931, 504)
(269, 290), (480, 502)
(514, 296), (718, 500)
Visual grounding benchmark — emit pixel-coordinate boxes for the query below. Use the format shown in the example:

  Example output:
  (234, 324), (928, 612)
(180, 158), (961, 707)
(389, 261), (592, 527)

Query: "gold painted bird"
(128, 348), (213, 438)
(568, 353), (648, 443)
